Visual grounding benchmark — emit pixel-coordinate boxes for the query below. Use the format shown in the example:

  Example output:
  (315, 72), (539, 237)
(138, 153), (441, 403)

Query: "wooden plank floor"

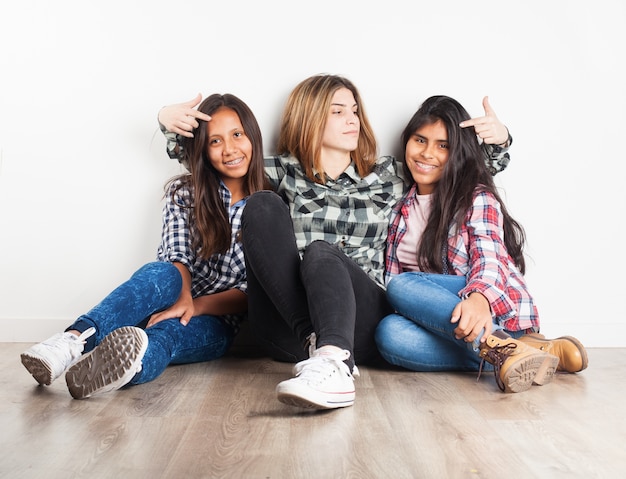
(1, 342), (624, 479)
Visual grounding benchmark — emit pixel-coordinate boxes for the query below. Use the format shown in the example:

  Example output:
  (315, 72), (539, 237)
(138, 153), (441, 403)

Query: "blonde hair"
(277, 74), (378, 183)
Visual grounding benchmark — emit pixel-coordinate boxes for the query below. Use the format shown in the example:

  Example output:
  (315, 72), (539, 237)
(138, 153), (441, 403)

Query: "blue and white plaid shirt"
(156, 178), (247, 330)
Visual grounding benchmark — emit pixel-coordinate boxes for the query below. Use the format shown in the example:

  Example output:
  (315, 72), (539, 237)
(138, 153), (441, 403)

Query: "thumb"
(482, 96), (496, 117)
(450, 303), (462, 323)
(186, 93), (203, 108)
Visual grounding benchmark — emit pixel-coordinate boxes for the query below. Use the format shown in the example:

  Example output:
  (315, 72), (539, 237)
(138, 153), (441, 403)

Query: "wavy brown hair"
(167, 93), (267, 259)
(277, 74), (378, 183)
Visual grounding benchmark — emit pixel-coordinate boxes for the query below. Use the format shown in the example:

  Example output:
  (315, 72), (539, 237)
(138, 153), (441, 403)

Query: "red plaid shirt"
(386, 184), (539, 332)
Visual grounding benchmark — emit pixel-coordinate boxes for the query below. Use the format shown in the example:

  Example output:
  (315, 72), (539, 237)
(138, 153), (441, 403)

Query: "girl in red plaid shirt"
(378, 95), (587, 393)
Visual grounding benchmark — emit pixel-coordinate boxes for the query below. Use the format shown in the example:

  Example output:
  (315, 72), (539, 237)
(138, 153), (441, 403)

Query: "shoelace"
(44, 327), (97, 363)
(294, 353), (352, 385)
(477, 343), (518, 392)
(301, 340), (360, 377)
(77, 327), (97, 342)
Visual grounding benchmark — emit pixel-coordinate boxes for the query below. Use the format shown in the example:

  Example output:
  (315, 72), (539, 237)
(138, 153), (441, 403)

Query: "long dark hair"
(402, 95), (527, 273)
(168, 93), (266, 259)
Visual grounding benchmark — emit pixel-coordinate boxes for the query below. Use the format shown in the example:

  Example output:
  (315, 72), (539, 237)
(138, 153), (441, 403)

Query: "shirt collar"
(217, 179), (231, 206)
(314, 161), (359, 186)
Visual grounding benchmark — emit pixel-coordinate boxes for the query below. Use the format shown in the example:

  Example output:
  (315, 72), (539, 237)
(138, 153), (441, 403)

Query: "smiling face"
(205, 107), (252, 192)
(404, 119), (449, 195)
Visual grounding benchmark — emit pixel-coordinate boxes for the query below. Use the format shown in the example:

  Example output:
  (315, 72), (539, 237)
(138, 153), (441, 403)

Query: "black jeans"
(241, 191), (392, 368)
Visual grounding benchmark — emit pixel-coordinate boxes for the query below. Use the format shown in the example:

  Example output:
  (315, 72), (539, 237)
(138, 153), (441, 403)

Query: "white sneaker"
(21, 327), (96, 385)
(65, 326), (148, 400)
(276, 347), (357, 409)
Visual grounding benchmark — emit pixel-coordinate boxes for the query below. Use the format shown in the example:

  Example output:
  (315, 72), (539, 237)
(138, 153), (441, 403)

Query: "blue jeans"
(375, 272), (524, 372)
(68, 262), (234, 384)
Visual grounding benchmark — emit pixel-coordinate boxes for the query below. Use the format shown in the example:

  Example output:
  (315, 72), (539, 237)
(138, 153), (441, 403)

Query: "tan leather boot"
(479, 331), (560, 393)
(517, 333), (588, 373)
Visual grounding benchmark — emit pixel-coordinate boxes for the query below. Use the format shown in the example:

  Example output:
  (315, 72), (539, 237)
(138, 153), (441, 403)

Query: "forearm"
(172, 262), (193, 298)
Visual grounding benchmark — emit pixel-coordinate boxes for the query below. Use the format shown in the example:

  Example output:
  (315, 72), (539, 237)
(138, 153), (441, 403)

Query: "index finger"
(188, 110), (212, 122)
(459, 116), (487, 129)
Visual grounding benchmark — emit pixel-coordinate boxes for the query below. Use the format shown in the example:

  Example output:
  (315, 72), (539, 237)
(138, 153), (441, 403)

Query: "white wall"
(1, 0), (624, 345)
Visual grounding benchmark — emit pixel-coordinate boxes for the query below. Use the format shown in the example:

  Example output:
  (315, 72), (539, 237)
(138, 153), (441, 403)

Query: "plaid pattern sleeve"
(157, 179), (196, 271)
(482, 135), (512, 176)
(263, 155), (288, 190)
(448, 190), (539, 331)
(158, 122), (189, 169)
(156, 179), (248, 330)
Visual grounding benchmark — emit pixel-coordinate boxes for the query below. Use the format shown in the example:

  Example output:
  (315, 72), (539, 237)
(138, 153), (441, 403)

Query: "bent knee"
(303, 240), (338, 260)
(132, 261), (179, 283)
(375, 314), (405, 350)
(245, 191), (283, 215)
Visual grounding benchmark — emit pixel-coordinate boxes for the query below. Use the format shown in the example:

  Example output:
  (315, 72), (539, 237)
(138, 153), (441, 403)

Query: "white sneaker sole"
(65, 326), (148, 399)
(276, 381), (355, 409)
(20, 353), (55, 386)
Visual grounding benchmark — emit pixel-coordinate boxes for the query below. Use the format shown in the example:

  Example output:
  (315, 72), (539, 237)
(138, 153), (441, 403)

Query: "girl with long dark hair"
(21, 94), (267, 399)
(377, 95), (587, 393)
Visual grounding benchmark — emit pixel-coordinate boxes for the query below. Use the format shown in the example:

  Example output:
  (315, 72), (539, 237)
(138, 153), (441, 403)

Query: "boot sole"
(502, 354), (549, 393)
(65, 326), (147, 399)
(532, 354), (560, 386)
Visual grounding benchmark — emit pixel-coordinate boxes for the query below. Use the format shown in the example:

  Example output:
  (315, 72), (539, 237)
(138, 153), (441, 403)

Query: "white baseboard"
(2, 319), (73, 343)
(1, 318), (624, 347)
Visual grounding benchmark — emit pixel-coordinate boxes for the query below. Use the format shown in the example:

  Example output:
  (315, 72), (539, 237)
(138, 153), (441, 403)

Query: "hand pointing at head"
(158, 93), (212, 138)
(459, 96), (509, 146)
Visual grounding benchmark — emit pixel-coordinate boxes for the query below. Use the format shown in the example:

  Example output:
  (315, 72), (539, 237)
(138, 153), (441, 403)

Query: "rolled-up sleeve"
(156, 180), (195, 273)
(458, 192), (517, 321)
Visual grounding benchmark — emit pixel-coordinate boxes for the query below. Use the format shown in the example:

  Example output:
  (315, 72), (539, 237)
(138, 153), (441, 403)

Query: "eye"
(209, 137), (221, 145)
(233, 131), (244, 138)
(439, 143), (449, 150)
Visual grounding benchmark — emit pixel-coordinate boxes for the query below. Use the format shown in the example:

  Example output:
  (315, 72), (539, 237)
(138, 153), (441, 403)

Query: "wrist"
(498, 129), (511, 148)
(468, 291), (489, 306)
